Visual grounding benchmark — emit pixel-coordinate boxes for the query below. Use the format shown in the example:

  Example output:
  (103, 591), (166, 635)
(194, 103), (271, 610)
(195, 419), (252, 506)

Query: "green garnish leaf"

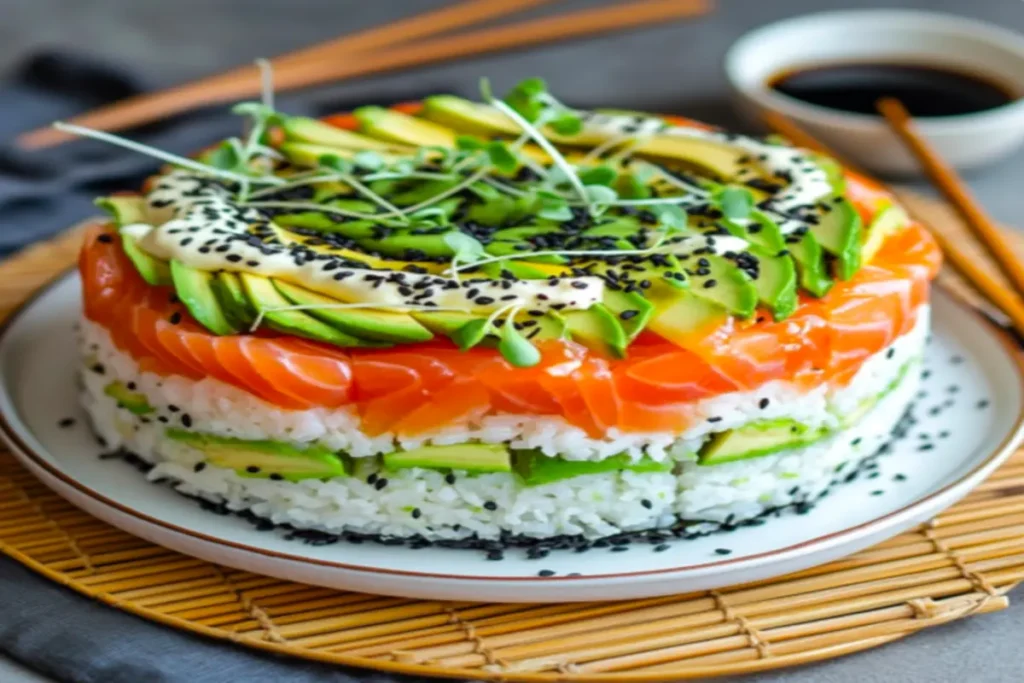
(537, 192), (573, 221)
(578, 166), (617, 186)
(503, 78), (547, 122)
(318, 154), (351, 173)
(585, 185), (618, 205)
(653, 204), (687, 232)
(614, 173), (651, 200)
(516, 77), (547, 97)
(498, 322), (541, 368)
(548, 112), (583, 136)
(456, 135), (486, 151)
(207, 141), (242, 170)
(352, 151), (384, 171)
(444, 232), (487, 265)
(453, 319), (490, 350)
(716, 186), (755, 221)
(486, 141), (519, 173)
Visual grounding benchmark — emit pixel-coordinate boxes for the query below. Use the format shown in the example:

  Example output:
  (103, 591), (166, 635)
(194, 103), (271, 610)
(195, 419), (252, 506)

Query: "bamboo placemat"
(1, 191), (1023, 681)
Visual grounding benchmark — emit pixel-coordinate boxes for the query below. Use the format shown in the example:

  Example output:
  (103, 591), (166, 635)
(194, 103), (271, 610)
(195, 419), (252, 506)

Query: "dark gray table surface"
(2, 0), (1022, 681)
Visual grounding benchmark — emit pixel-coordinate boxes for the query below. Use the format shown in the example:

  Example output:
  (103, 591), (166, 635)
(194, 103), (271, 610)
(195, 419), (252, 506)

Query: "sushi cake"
(76, 79), (941, 546)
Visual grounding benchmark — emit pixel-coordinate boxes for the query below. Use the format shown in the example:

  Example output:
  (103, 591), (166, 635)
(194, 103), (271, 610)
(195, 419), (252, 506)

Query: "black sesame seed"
(871, 490), (885, 496)
(411, 508), (422, 519)
(977, 399), (990, 409)
(894, 473), (907, 482)
(486, 550), (504, 561)
(226, 254), (242, 263)
(269, 473), (284, 481)
(654, 544), (670, 552)
(758, 398), (770, 409)
(246, 466), (261, 474)
(538, 569), (555, 577)
(714, 548), (733, 555)
(641, 499), (653, 509)
(97, 234), (114, 244)
(169, 312), (182, 325)
(58, 417), (76, 428)
(483, 501), (498, 511)
(374, 478), (388, 491)
(193, 462), (206, 473)
(445, 473), (457, 485)
(619, 310), (639, 321)
(181, 414), (193, 428)
(703, 279), (718, 289)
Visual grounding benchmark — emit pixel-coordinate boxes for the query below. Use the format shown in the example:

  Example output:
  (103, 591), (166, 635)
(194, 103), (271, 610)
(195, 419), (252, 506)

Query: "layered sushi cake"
(77, 79), (941, 545)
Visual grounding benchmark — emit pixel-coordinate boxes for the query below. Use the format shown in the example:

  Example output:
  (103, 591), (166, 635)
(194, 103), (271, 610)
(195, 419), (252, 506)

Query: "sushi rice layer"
(78, 308), (927, 541)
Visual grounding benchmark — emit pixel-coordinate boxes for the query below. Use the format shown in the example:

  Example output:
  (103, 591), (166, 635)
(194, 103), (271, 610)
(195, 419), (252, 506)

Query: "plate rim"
(1, 270), (1023, 583)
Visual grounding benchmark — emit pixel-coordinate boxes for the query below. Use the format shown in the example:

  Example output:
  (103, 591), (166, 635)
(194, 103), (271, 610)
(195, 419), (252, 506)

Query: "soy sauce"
(768, 62), (1017, 117)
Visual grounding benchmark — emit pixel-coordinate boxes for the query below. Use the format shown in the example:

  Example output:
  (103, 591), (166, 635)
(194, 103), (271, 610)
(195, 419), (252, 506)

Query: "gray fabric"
(1, 0), (1023, 681)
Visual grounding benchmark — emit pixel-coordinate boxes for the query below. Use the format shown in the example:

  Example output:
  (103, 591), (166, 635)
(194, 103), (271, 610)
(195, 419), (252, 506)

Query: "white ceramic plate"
(1, 274), (1022, 602)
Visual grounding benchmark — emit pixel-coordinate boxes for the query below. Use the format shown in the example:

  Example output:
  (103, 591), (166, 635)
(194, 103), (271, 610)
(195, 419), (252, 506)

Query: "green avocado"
(699, 419), (826, 465)
(95, 195), (149, 225)
(787, 231), (833, 298)
(420, 95), (521, 137)
(601, 289), (655, 342)
(413, 310), (478, 338)
(749, 246), (798, 320)
(120, 232), (172, 286)
(723, 211), (786, 253)
(273, 279), (433, 343)
(103, 381), (153, 415)
(563, 303), (629, 358)
(645, 285), (727, 342)
(687, 254), (758, 318)
(383, 443), (512, 473)
(211, 272), (258, 328)
(355, 106), (457, 147)
(862, 203), (908, 264)
(354, 232), (457, 259)
(239, 273), (381, 347)
(281, 116), (415, 153)
(812, 198), (863, 281)
(166, 429), (348, 481)
(169, 261), (239, 336)
(513, 450), (672, 486)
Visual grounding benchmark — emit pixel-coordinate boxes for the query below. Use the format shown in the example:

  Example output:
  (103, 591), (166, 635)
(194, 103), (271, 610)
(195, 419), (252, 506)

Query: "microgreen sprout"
(714, 186), (755, 221)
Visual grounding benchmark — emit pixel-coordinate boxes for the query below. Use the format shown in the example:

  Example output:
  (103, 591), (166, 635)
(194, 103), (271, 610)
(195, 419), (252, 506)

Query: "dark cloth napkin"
(0, 50), (446, 683)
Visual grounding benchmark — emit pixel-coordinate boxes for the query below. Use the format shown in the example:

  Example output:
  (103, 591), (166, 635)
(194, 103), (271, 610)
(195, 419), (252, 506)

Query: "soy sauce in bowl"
(768, 62), (1018, 117)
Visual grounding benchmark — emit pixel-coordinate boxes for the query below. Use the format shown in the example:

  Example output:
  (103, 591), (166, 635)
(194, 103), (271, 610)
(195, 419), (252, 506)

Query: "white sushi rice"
(78, 310), (926, 541)
(78, 306), (929, 463)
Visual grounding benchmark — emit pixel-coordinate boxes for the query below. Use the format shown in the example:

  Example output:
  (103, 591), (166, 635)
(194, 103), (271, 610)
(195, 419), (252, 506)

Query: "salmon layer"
(79, 205), (940, 440)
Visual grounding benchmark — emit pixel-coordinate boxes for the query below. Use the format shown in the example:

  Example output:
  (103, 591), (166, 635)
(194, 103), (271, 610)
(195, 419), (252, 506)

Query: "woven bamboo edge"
(0, 190), (1020, 681)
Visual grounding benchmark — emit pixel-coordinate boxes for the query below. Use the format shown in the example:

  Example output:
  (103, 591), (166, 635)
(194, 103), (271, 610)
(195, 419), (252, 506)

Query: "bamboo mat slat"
(0, 191), (1022, 681)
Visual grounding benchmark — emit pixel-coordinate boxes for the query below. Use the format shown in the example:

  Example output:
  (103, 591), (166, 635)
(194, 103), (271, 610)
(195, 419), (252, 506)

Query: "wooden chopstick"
(17, 0), (557, 149)
(876, 97), (1024, 303)
(761, 109), (1024, 334)
(18, 0), (713, 149)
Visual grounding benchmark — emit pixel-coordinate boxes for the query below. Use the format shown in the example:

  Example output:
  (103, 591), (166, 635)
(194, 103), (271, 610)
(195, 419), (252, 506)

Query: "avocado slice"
(687, 254), (758, 318)
(722, 211), (785, 253)
(601, 289), (655, 341)
(96, 195), (148, 226)
(862, 203), (908, 264)
(121, 232), (172, 286)
(211, 272), (258, 328)
(169, 261), (239, 336)
(103, 381), (153, 415)
(787, 232), (833, 298)
(513, 451), (672, 486)
(238, 273), (379, 347)
(355, 106), (457, 147)
(383, 443), (512, 473)
(812, 199), (862, 281)
(563, 303), (629, 358)
(699, 419), (826, 465)
(355, 232), (457, 260)
(273, 279), (433, 343)
(167, 429), (348, 481)
(421, 95), (522, 137)
(281, 116), (415, 153)
(645, 286), (728, 342)
(749, 246), (798, 320)
(278, 142), (405, 169)
(413, 310), (478, 338)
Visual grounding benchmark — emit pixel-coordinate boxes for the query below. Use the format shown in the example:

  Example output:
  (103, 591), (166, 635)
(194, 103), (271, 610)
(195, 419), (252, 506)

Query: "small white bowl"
(725, 10), (1024, 176)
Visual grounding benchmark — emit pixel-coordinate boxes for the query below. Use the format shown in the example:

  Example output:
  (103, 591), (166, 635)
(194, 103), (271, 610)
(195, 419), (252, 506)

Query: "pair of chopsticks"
(762, 103), (1024, 334)
(18, 0), (713, 149)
